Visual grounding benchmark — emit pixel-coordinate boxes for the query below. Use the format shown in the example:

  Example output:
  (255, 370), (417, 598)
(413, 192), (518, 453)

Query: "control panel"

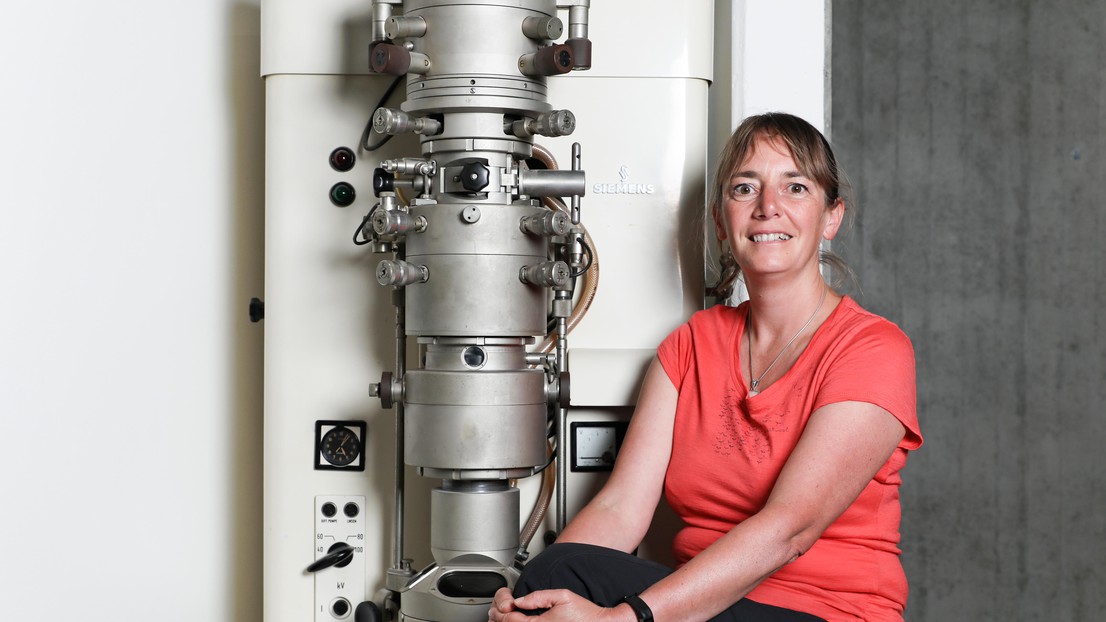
(313, 495), (366, 621)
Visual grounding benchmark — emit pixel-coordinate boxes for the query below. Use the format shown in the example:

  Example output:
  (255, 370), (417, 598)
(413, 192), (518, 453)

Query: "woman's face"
(716, 135), (844, 281)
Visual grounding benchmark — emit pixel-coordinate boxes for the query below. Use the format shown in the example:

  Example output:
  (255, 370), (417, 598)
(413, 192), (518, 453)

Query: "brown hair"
(710, 112), (854, 300)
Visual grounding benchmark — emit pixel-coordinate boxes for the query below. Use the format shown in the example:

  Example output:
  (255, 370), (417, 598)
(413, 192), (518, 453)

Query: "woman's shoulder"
(686, 301), (746, 330)
(827, 296), (914, 353)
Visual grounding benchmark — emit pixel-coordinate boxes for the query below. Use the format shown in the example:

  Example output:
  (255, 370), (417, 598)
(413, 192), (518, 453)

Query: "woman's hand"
(488, 587), (633, 622)
(488, 588), (521, 621)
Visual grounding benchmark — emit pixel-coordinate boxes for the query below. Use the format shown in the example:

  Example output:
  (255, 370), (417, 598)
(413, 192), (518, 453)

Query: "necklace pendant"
(749, 379), (760, 393)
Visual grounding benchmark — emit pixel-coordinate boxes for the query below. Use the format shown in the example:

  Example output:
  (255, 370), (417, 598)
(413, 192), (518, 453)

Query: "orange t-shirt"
(657, 297), (921, 621)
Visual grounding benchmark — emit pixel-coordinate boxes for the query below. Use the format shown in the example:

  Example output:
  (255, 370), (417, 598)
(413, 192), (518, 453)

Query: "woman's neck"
(744, 270), (837, 342)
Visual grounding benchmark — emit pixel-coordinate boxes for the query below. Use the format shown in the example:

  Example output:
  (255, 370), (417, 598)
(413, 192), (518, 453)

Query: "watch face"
(320, 425), (360, 467)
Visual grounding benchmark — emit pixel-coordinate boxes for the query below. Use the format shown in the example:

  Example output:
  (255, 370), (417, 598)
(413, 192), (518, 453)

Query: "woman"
(490, 112), (922, 622)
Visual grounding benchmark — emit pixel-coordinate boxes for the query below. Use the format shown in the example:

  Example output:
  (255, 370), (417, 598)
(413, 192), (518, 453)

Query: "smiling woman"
(718, 135), (843, 289)
(711, 113), (854, 302)
(490, 113), (921, 622)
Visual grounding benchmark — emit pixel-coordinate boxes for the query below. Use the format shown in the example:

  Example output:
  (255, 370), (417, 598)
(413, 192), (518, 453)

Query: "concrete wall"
(831, 1), (1106, 620)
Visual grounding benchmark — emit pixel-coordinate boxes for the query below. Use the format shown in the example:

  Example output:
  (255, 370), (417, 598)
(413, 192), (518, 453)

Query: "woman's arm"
(489, 358), (677, 622)
(631, 400), (907, 622)
(556, 357), (678, 552)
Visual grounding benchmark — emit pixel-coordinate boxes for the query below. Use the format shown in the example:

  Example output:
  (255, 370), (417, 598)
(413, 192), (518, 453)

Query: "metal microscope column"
(366, 1), (588, 621)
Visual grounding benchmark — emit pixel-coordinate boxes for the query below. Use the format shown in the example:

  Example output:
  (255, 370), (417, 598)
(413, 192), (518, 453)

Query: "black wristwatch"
(621, 594), (654, 622)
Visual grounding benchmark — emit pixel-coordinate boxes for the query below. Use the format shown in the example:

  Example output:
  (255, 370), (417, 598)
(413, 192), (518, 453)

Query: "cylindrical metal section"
(385, 15), (427, 40)
(403, 256), (545, 335)
(404, 401), (546, 465)
(521, 15), (563, 41)
(518, 44), (574, 77)
(404, 201), (550, 336)
(404, 369), (547, 470)
(520, 261), (570, 288)
(374, 108), (443, 136)
(565, 0), (592, 69)
(510, 109), (576, 138)
(431, 484), (519, 567)
(372, 1), (394, 43)
(567, 2), (589, 40)
(372, 208), (423, 236)
(369, 42), (412, 75)
(395, 0), (558, 116)
(532, 109), (575, 137)
(377, 259), (429, 287)
(520, 210), (570, 237)
(565, 37), (592, 70)
(518, 169), (586, 198)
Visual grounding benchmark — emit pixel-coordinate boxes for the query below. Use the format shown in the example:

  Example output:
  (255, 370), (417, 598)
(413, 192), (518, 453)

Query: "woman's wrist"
(608, 602), (643, 622)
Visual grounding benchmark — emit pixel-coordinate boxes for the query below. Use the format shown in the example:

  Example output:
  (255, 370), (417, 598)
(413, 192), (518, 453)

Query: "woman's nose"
(753, 193), (779, 218)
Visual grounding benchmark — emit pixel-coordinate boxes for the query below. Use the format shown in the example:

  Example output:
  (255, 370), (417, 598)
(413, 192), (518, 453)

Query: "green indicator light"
(330, 182), (356, 207)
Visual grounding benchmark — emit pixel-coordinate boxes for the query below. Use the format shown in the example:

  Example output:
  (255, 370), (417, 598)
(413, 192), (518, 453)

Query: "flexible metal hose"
(515, 143), (601, 547)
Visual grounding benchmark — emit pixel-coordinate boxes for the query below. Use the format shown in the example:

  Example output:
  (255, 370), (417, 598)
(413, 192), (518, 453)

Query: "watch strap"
(621, 594), (654, 622)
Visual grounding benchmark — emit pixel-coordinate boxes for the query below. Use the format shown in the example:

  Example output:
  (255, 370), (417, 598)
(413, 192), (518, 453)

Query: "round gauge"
(320, 426), (361, 467)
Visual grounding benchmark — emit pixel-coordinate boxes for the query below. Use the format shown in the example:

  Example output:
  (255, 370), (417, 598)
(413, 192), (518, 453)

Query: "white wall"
(732, 0), (828, 129)
(0, 2), (824, 621)
(0, 2), (264, 620)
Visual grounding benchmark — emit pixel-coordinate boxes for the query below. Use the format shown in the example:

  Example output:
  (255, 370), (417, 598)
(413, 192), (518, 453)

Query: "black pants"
(514, 543), (826, 622)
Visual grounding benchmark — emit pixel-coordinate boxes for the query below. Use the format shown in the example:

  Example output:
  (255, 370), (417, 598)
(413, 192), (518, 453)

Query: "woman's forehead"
(733, 136), (801, 175)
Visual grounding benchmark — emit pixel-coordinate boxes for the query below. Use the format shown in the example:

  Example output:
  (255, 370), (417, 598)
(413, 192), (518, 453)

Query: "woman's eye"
(786, 183), (808, 194)
(731, 183), (755, 198)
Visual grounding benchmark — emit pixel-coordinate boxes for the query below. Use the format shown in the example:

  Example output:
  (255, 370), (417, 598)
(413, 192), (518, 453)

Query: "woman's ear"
(822, 198), (845, 241)
(713, 203), (728, 241)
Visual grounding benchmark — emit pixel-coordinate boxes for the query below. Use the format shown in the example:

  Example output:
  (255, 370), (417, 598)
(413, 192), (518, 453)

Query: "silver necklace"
(747, 284), (828, 396)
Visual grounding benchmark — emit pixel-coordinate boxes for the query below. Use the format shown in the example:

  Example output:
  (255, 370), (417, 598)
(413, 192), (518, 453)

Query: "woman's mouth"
(750, 233), (792, 242)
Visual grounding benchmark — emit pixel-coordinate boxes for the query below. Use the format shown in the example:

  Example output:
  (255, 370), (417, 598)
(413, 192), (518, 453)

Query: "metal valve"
(519, 261), (570, 288)
(381, 158), (437, 177)
(520, 211), (570, 237)
(509, 110), (576, 138)
(372, 209), (426, 236)
(374, 108), (443, 137)
(377, 260), (429, 287)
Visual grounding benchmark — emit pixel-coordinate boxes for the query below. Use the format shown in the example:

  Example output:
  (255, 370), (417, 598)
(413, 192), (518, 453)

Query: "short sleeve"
(656, 321), (692, 391)
(813, 319), (922, 450)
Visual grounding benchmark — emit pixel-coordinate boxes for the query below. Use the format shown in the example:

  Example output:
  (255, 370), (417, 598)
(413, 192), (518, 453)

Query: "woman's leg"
(515, 543), (825, 621)
(714, 600), (827, 622)
(514, 543), (672, 607)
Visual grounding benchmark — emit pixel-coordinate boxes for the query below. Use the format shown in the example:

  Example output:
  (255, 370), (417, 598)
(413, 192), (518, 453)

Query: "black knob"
(369, 42), (412, 75)
(355, 602), (382, 622)
(248, 298), (264, 323)
(304, 542), (355, 573)
(460, 161), (490, 193)
(378, 371), (394, 409)
(373, 168), (395, 196)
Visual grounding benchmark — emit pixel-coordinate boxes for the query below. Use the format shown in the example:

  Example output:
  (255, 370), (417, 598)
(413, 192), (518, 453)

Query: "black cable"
(532, 442), (558, 475)
(353, 208), (377, 246)
(571, 235), (594, 278)
(360, 75), (406, 153)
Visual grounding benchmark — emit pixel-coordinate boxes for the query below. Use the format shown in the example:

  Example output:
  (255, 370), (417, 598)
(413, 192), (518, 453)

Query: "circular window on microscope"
(462, 346), (487, 369)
